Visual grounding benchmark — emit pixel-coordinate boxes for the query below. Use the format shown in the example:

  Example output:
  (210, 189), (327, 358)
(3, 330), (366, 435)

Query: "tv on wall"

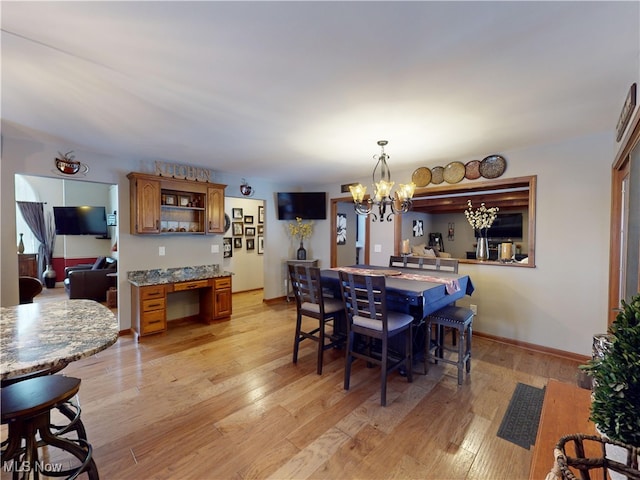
(487, 213), (523, 239)
(277, 192), (327, 220)
(53, 206), (108, 236)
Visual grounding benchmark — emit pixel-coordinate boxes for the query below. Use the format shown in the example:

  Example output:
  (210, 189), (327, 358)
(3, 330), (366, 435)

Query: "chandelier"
(349, 140), (416, 222)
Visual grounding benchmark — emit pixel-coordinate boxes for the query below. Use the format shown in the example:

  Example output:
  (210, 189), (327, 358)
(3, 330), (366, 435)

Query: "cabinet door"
(214, 288), (232, 318)
(134, 178), (161, 234)
(207, 186), (225, 233)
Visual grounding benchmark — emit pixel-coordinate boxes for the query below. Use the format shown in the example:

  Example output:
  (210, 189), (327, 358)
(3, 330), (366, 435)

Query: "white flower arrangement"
(464, 200), (499, 234)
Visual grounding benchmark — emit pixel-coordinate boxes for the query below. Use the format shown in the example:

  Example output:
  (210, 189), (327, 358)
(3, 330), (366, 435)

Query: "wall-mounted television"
(277, 192), (327, 220)
(487, 213), (523, 239)
(53, 206), (108, 236)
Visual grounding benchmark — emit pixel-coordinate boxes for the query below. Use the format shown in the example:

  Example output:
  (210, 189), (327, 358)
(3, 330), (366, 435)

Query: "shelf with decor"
(127, 172), (226, 235)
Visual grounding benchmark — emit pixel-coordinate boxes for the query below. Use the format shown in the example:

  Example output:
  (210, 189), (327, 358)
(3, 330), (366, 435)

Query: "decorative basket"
(547, 433), (640, 480)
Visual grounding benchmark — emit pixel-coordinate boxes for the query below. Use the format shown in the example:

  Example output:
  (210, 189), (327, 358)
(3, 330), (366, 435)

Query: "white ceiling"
(2, 1), (638, 186)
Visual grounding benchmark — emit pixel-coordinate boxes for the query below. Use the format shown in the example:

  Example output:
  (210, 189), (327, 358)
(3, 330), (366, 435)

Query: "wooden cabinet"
(207, 186), (225, 233)
(131, 284), (167, 337)
(213, 277), (232, 318)
(130, 275), (232, 340)
(131, 177), (161, 234)
(127, 172), (226, 235)
(18, 254), (38, 277)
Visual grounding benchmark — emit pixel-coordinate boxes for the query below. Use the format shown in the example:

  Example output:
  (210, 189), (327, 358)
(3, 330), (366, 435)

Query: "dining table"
(321, 264), (474, 355)
(0, 299), (119, 381)
(321, 264), (474, 320)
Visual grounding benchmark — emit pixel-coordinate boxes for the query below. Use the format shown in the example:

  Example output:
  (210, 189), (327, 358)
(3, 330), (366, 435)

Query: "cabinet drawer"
(141, 286), (165, 300)
(141, 310), (166, 333)
(142, 297), (165, 312)
(214, 277), (231, 289)
(174, 279), (209, 291)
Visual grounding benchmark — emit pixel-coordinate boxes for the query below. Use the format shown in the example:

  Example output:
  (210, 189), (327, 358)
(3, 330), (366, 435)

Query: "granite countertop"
(0, 299), (119, 380)
(127, 264), (232, 287)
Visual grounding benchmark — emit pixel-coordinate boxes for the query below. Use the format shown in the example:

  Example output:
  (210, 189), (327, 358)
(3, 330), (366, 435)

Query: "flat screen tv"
(53, 206), (108, 236)
(487, 213), (523, 239)
(277, 192), (327, 220)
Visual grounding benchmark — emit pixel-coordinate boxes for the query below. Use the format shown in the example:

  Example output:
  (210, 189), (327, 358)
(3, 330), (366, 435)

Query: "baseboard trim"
(474, 331), (590, 363)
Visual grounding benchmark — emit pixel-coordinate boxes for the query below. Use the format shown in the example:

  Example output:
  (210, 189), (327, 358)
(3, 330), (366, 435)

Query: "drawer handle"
(147, 302), (163, 308)
(148, 292), (162, 297)
(149, 320), (161, 325)
(186, 284), (199, 289)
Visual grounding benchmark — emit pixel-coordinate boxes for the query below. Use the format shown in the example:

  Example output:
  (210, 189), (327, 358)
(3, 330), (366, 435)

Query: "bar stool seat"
(425, 306), (474, 385)
(1, 375), (99, 479)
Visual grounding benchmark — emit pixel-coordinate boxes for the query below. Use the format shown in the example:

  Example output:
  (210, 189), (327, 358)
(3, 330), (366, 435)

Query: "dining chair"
(289, 264), (345, 375)
(425, 305), (474, 385)
(338, 271), (413, 406)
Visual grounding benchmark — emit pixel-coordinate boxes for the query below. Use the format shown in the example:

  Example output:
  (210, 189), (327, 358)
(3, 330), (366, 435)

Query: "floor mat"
(497, 382), (546, 449)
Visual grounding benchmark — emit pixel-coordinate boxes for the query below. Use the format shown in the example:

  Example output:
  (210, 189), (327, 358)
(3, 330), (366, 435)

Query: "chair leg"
(316, 320), (324, 375)
(293, 313), (302, 364)
(466, 324), (472, 373)
(344, 332), (354, 391)
(406, 326), (413, 384)
(457, 327), (464, 385)
(424, 321), (432, 375)
(380, 336), (388, 407)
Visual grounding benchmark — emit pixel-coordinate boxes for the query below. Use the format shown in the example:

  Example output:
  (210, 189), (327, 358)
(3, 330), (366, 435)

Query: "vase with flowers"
(288, 217), (313, 260)
(464, 200), (499, 261)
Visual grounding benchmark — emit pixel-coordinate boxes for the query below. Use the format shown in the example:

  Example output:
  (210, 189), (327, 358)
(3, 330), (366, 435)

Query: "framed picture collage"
(224, 205), (264, 257)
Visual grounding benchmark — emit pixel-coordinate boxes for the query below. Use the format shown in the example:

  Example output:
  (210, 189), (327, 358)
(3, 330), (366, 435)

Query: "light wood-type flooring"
(5, 288), (582, 479)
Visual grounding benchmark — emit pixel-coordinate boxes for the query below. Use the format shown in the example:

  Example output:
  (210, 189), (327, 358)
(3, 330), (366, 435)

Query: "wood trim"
(473, 331), (590, 363)
(609, 104), (640, 325)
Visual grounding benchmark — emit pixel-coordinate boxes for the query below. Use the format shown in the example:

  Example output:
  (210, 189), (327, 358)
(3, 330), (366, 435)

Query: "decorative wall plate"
(479, 155), (507, 179)
(431, 166), (444, 184)
(443, 161), (465, 184)
(224, 214), (231, 233)
(411, 167), (432, 187)
(465, 160), (481, 180)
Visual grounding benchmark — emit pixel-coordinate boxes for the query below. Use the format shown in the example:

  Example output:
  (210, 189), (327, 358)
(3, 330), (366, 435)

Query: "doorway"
(330, 197), (369, 267)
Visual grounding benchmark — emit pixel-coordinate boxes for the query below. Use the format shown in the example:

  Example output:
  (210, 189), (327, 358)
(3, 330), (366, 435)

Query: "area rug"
(497, 383), (546, 449)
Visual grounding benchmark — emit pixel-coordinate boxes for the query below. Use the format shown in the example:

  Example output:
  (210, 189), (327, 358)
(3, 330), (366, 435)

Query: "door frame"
(330, 197), (370, 267)
(609, 105), (640, 325)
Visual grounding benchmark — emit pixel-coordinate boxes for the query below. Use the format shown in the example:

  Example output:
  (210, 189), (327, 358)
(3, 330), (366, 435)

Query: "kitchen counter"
(128, 264), (232, 287)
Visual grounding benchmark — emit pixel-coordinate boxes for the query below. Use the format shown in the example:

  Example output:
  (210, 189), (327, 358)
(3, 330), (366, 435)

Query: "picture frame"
(223, 237), (232, 258)
(257, 235), (264, 254)
(245, 226), (255, 236)
(246, 238), (255, 250)
(337, 213), (346, 245)
(244, 215), (254, 224)
(232, 208), (243, 219)
(179, 195), (190, 207)
(233, 237), (242, 249)
(258, 205), (264, 224)
(257, 224), (264, 235)
(164, 194), (176, 206)
(232, 222), (243, 236)
(413, 220), (424, 237)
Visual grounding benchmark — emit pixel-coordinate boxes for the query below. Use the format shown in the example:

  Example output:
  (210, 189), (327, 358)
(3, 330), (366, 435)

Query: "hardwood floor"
(16, 290), (581, 479)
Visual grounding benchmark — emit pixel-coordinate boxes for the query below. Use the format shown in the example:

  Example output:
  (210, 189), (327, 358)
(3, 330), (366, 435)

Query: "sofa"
(64, 256), (117, 301)
(410, 243), (453, 259)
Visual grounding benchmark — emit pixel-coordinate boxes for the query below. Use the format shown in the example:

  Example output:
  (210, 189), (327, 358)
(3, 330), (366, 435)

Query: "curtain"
(16, 201), (54, 278)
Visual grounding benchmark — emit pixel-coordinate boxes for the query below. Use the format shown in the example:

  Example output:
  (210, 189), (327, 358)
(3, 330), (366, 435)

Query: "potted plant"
(580, 293), (640, 476)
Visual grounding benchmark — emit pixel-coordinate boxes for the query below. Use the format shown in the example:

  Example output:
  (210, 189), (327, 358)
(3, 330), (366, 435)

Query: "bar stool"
(425, 305), (474, 385)
(1, 375), (99, 479)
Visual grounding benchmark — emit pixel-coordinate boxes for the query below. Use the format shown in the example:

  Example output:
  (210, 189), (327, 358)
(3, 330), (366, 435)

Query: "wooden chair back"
(288, 264), (325, 314)
(338, 271), (389, 335)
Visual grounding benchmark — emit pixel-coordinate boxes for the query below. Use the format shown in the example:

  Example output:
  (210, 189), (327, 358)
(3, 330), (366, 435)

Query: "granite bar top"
(1, 300), (119, 380)
(127, 264), (232, 287)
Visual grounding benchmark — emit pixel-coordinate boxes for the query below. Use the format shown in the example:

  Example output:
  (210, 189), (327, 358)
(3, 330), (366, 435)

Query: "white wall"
(0, 122), (621, 356)
(223, 196), (264, 293)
